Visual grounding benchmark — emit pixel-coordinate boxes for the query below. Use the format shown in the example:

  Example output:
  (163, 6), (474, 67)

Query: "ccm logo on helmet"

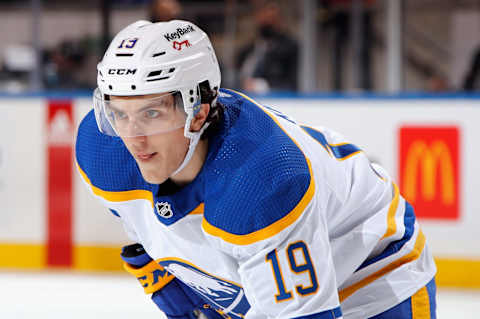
(108, 69), (137, 75)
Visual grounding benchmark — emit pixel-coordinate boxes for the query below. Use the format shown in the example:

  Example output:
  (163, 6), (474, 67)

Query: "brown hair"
(201, 85), (224, 140)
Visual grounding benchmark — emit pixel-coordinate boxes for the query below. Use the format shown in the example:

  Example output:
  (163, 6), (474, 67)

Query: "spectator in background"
(149, 0), (182, 23)
(43, 40), (91, 89)
(321, 0), (375, 91)
(425, 72), (449, 92)
(0, 45), (35, 92)
(236, 1), (298, 93)
(462, 46), (480, 91)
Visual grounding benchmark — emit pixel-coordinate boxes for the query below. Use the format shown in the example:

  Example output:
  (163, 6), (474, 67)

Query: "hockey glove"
(121, 243), (224, 319)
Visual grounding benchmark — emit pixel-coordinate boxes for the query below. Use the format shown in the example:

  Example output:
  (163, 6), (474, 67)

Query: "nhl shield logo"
(155, 201), (173, 219)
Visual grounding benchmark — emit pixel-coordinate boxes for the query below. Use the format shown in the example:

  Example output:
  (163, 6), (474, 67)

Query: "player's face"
(111, 94), (189, 184)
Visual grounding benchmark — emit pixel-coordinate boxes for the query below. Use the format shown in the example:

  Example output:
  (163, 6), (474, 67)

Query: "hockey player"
(76, 20), (437, 319)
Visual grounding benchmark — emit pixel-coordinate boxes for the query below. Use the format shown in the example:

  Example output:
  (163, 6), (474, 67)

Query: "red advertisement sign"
(399, 126), (460, 220)
(47, 100), (73, 267)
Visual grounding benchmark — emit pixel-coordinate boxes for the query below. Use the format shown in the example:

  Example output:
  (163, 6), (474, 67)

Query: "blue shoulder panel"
(75, 110), (152, 193)
(203, 90), (312, 239)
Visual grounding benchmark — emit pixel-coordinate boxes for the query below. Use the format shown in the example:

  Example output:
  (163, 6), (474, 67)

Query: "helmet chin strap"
(170, 121), (210, 178)
(171, 90), (217, 178)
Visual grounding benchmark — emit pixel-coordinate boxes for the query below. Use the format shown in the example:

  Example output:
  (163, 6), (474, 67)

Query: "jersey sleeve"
(204, 176), (342, 318)
(240, 196), (342, 318)
(202, 145), (342, 318)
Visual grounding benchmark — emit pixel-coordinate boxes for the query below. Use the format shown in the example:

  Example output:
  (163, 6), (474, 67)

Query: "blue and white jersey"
(76, 89), (436, 319)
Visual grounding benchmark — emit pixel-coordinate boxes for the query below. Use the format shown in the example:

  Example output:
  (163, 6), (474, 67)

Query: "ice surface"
(0, 271), (478, 318)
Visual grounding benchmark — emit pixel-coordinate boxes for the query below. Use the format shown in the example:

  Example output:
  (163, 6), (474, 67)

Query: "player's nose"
(124, 134), (147, 150)
(123, 119), (146, 137)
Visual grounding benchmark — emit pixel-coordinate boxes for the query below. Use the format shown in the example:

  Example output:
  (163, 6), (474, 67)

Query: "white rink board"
(73, 100), (131, 245)
(1, 96), (479, 261)
(0, 99), (45, 242)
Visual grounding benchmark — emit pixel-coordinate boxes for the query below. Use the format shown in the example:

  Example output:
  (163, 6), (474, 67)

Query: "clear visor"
(93, 88), (188, 137)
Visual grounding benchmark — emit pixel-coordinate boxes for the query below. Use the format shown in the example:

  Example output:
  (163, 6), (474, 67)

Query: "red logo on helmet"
(173, 40), (191, 51)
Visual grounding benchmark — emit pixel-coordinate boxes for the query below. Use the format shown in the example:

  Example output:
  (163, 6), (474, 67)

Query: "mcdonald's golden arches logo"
(399, 127), (459, 220)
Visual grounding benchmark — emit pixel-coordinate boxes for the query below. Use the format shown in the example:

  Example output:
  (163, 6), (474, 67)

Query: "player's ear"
(190, 103), (210, 132)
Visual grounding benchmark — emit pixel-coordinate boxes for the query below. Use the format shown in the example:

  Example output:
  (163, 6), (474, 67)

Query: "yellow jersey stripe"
(381, 183), (400, 240)
(189, 203), (204, 215)
(411, 285), (431, 319)
(339, 230), (426, 302)
(202, 90), (316, 246)
(76, 162), (154, 207)
(329, 142), (350, 147)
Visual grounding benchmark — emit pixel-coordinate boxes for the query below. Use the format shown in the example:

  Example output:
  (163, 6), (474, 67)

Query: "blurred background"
(1, 0), (480, 318)
(2, 0), (480, 94)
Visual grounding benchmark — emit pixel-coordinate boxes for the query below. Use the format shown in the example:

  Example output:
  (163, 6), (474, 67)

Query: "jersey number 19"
(265, 241), (319, 303)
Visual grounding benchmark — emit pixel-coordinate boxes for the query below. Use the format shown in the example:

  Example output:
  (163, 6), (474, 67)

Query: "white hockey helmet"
(93, 20), (221, 175)
(94, 19), (221, 139)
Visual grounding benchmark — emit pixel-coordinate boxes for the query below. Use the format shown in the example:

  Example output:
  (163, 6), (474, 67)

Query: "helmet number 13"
(118, 38), (138, 49)
(265, 241), (319, 302)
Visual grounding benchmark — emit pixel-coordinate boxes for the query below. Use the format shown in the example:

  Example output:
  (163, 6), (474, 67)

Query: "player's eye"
(144, 109), (161, 119)
(113, 110), (127, 120)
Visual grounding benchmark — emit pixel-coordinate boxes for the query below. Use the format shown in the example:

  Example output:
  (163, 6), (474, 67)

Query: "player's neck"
(170, 138), (209, 186)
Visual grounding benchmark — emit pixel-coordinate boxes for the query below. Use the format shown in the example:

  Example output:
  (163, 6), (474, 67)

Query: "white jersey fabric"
(76, 89), (436, 319)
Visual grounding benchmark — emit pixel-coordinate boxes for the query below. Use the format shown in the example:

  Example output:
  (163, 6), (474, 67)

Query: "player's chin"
(138, 165), (170, 184)
(142, 172), (169, 184)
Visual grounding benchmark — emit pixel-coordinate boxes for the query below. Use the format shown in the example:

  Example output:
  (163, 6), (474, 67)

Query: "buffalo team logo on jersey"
(155, 201), (173, 219)
(159, 259), (250, 318)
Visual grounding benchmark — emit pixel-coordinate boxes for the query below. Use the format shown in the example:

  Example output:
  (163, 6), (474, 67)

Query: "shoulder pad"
(202, 93), (315, 245)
